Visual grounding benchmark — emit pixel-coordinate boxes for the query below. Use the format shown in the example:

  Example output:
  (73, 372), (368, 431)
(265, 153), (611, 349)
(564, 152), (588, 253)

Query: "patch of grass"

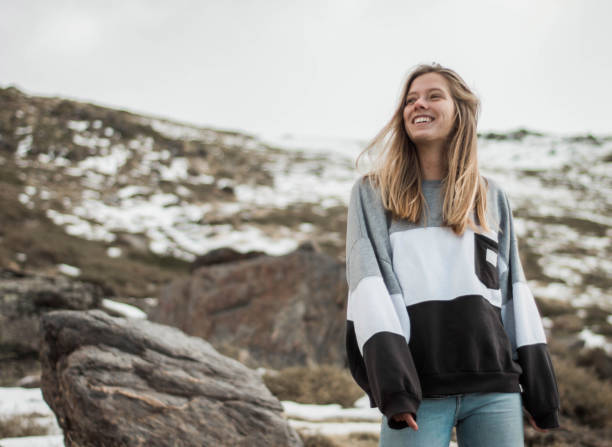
(576, 347), (612, 382)
(236, 202), (348, 261)
(314, 432), (380, 447)
(524, 417), (611, 447)
(565, 134), (602, 145)
(536, 298), (577, 318)
(263, 364), (364, 409)
(0, 161), (24, 186)
(579, 271), (612, 293)
(349, 432), (379, 442)
(582, 305), (612, 336)
(0, 414), (49, 438)
(554, 354), (612, 428)
(298, 432), (339, 447)
(479, 128), (544, 141)
(0, 357), (40, 387)
(551, 314), (584, 334)
(0, 166), (189, 297)
(125, 250), (191, 272)
(527, 215), (608, 238)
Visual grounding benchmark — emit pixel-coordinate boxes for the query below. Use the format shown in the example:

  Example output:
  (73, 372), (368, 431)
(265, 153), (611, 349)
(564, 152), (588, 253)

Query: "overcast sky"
(1, 0), (610, 142)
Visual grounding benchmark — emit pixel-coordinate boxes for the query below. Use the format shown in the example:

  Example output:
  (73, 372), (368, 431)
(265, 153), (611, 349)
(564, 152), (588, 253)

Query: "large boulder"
(40, 309), (302, 447)
(150, 245), (348, 369)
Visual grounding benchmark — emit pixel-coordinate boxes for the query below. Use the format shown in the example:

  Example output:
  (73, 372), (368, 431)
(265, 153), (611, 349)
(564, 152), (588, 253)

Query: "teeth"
(414, 116), (433, 124)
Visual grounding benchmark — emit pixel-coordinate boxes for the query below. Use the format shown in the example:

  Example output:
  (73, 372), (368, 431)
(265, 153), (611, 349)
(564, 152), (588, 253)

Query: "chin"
(410, 133), (439, 143)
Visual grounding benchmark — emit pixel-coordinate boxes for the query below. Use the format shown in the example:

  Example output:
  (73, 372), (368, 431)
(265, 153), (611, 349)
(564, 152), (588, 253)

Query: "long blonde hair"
(356, 62), (494, 236)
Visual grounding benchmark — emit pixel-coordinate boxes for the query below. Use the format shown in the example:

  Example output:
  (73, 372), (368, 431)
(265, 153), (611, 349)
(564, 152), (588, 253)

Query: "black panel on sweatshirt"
(362, 330), (422, 426)
(407, 295), (523, 395)
(517, 343), (561, 429)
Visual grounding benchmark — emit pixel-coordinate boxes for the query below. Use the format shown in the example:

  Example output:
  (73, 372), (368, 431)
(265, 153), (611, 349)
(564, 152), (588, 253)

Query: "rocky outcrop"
(151, 246), (348, 369)
(0, 268), (102, 358)
(40, 309), (302, 447)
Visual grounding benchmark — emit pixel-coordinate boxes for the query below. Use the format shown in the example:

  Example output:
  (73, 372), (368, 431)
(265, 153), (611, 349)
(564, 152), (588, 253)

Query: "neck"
(416, 140), (447, 180)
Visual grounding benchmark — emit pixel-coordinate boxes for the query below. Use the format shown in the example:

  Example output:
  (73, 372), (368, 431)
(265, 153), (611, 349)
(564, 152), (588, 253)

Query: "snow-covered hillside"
(1, 86), (611, 310)
(5, 89), (610, 310)
(13, 117), (355, 259)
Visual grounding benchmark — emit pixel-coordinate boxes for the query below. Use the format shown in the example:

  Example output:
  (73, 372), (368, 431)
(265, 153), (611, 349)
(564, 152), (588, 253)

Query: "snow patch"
(16, 135), (32, 157)
(101, 298), (147, 319)
(14, 125), (32, 136)
(117, 185), (150, 199)
(57, 263), (80, 277)
(67, 120), (89, 132)
(106, 247), (122, 258)
(72, 133), (111, 149)
(578, 328), (612, 354)
(77, 143), (129, 175)
(282, 401), (380, 422)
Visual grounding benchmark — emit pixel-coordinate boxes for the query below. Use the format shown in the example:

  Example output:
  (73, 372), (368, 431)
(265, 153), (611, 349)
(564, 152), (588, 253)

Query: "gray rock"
(0, 269), (102, 356)
(40, 309), (303, 447)
(151, 247), (348, 370)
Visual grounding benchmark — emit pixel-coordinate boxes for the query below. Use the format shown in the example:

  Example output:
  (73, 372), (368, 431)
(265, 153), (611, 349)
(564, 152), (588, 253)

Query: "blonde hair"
(356, 62), (495, 236)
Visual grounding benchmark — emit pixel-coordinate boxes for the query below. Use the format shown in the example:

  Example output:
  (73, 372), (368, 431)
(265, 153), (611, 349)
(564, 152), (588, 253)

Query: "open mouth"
(413, 116), (435, 125)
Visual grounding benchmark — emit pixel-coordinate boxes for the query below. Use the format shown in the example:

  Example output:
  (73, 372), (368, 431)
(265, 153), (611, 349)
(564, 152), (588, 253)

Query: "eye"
(405, 98), (415, 105)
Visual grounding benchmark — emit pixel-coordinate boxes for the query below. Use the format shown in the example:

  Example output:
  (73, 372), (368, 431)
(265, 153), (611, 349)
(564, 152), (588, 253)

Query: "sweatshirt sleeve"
(499, 190), (561, 429)
(345, 179), (422, 430)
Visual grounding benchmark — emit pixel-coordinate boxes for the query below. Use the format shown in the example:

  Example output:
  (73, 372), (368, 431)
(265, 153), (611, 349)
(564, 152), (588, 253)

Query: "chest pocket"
(474, 232), (500, 289)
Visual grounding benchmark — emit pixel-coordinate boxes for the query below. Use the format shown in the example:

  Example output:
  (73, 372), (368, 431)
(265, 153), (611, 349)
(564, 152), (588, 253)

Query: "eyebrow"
(406, 88), (445, 97)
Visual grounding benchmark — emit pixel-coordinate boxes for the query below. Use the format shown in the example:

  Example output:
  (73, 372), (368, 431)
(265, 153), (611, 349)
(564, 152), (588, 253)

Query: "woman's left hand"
(523, 408), (548, 433)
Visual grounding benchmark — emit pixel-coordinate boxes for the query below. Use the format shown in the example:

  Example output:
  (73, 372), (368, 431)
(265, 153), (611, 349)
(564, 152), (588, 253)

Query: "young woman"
(344, 63), (560, 446)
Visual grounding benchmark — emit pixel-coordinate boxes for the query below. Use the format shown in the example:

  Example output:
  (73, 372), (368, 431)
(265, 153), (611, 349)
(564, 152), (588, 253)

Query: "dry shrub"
(582, 306), (612, 337)
(551, 314), (583, 333)
(554, 354), (612, 428)
(0, 356), (40, 387)
(525, 417), (611, 447)
(536, 298), (575, 318)
(263, 364), (364, 408)
(298, 432), (339, 447)
(0, 414), (48, 438)
(525, 436), (580, 447)
(349, 432), (379, 442)
(576, 347), (612, 382)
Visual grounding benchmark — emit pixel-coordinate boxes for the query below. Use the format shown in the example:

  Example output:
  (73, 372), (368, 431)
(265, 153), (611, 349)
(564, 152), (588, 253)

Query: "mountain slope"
(0, 85), (610, 315)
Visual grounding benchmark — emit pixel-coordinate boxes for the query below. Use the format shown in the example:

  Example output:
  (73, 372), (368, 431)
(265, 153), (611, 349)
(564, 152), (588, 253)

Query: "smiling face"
(403, 72), (456, 147)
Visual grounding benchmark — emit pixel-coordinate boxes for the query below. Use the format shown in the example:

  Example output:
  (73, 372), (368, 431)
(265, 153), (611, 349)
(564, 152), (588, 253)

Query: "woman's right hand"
(391, 412), (419, 430)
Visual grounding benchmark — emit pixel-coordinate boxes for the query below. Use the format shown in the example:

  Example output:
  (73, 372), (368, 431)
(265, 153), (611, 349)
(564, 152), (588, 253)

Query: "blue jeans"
(379, 392), (524, 447)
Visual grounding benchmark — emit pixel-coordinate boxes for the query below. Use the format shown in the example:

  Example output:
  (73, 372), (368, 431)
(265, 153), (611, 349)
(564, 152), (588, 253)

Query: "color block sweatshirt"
(345, 175), (560, 430)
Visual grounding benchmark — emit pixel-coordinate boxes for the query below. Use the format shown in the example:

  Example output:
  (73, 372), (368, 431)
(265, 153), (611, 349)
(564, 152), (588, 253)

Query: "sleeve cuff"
(533, 409), (560, 429)
(382, 392), (421, 430)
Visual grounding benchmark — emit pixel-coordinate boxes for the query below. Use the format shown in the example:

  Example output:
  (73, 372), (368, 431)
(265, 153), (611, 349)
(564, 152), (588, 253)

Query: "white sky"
(1, 0), (610, 141)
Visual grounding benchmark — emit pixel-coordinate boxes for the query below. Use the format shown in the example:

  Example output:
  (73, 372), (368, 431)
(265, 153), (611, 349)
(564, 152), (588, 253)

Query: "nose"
(413, 96), (428, 109)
